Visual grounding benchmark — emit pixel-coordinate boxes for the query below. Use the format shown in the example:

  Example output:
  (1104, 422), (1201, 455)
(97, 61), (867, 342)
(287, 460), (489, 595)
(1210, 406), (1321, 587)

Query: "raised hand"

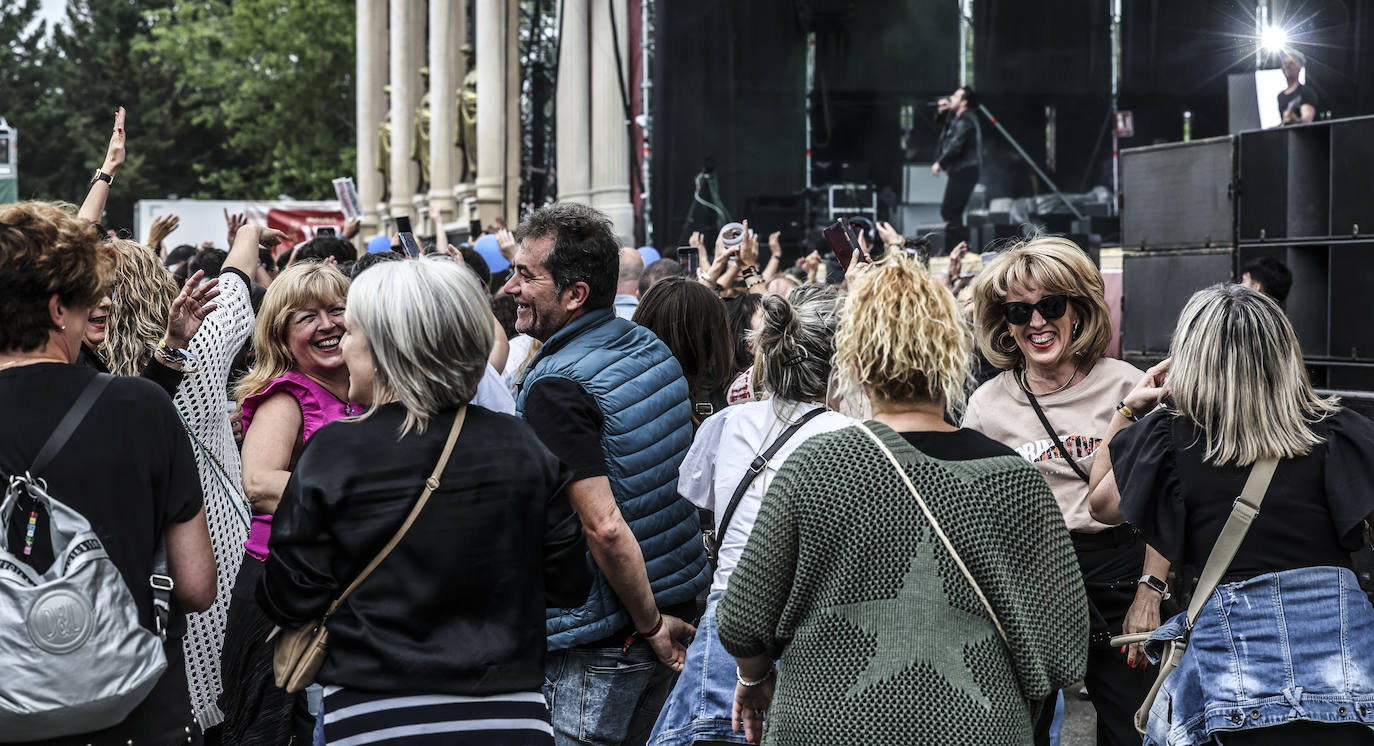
(768, 231), (782, 259)
(738, 220), (759, 268)
(145, 213), (180, 250)
(165, 270), (222, 347)
(103, 107), (126, 175)
(224, 210), (248, 247)
(876, 220), (903, 249)
(344, 217), (361, 240)
(496, 227), (516, 261)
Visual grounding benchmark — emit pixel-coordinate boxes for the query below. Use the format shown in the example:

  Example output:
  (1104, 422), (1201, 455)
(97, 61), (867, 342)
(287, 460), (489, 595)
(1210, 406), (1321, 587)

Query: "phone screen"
(677, 246), (700, 277)
(316, 227), (336, 238)
(395, 216), (420, 259)
(823, 221), (857, 266)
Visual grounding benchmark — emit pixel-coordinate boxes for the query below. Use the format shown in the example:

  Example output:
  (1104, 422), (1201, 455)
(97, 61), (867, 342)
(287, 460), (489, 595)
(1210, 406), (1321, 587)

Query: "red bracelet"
(638, 614), (664, 638)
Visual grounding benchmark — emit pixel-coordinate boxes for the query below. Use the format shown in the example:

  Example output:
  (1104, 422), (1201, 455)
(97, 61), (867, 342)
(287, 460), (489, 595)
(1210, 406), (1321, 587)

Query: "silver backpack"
(0, 375), (170, 742)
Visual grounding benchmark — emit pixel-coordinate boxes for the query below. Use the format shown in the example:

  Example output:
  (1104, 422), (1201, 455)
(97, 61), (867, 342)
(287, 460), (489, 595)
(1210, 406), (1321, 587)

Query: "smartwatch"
(156, 342), (201, 374)
(90, 170), (114, 187)
(1138, 574), (1170, 600)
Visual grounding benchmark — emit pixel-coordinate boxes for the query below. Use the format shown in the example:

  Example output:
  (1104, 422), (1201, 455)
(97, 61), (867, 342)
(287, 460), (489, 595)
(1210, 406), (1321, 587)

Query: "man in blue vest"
(505, 202), (710, 745)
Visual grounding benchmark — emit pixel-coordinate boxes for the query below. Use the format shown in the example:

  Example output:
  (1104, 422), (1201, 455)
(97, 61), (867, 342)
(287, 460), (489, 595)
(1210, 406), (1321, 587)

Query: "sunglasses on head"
(1002, 294), (1070, 326)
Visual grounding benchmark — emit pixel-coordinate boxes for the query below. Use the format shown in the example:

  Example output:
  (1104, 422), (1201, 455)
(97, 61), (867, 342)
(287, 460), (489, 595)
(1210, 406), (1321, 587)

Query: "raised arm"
(225, 224), (287, 278)
(78, 107), (126, 224)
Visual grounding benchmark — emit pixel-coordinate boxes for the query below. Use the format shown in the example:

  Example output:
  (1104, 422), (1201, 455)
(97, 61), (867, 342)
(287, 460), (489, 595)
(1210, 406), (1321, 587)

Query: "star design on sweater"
(827, 542), (995, 710)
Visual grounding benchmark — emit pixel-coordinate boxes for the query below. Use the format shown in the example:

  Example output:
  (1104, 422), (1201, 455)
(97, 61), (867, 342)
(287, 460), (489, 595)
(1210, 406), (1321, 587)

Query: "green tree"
(138, 0), (356, 201)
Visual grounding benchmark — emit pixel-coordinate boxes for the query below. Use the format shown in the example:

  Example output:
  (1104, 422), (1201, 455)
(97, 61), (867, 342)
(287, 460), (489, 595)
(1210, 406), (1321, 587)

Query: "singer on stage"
(933, 86), (983, 251)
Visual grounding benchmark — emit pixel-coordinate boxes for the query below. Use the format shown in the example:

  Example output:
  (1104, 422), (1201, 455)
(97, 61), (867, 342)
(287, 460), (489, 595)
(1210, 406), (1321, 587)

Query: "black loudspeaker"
(1239, 125), (1332, 241)
(1121, 249), (1234, 356)
(1330, 117), (1374, 237)
(743, 194), (807, 244)
(1121, 136), (1236, 250)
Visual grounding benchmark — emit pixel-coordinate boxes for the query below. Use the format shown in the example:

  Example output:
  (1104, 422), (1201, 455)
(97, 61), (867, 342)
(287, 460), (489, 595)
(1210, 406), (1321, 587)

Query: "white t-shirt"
(475, 363), (516, 415)
(678, 398), (854, 593)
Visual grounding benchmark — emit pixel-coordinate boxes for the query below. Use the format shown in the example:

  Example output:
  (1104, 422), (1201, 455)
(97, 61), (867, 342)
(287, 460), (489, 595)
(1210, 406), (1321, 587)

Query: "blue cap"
(366, 235), (392, 254)
(474, 233), (510, 272)
(638, 246), (661, 264)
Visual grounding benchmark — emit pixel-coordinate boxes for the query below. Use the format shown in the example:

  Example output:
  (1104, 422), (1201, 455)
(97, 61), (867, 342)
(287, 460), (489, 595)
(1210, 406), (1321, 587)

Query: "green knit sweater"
(716, 422), (1088, 746)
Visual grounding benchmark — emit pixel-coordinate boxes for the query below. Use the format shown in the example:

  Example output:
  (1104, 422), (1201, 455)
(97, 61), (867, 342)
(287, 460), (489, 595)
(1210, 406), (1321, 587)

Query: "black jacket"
(935, 110), (983, 174)
(259, 403), (590, 695)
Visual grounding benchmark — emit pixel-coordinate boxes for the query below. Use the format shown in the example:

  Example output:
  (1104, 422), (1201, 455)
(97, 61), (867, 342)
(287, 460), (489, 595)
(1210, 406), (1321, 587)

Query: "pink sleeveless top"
(239, 370), (359, 561)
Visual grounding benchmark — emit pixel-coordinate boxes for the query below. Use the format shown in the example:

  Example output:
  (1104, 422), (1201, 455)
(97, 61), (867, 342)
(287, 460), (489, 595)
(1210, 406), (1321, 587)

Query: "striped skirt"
(321, 686), (554, 745)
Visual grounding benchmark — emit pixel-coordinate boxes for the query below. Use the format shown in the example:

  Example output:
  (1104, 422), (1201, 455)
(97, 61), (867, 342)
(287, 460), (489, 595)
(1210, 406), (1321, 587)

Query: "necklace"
(0, 357), (66, 371)
(1019, 365), (1080, 397)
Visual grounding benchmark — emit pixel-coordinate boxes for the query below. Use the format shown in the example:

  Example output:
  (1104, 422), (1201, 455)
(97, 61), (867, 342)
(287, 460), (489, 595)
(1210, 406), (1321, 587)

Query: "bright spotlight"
(1261, 25), (1288, 53)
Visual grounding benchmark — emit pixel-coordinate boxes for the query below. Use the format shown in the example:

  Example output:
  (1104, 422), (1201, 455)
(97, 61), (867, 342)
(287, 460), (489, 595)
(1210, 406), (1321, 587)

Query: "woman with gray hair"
(258, 258), (590, 745)
(1091, 284), (1374, 745)
(649, 285), (855, 746)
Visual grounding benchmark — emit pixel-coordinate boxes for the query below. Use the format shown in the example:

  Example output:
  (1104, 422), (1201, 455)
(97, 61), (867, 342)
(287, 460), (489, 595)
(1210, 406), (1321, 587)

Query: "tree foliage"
(0, 0), (355, 230)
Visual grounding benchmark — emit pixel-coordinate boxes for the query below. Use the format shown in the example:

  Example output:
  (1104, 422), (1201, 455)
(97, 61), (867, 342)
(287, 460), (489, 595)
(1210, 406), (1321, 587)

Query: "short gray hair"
(1167, 283), (1337, 465)
(347, 257), (494, 435)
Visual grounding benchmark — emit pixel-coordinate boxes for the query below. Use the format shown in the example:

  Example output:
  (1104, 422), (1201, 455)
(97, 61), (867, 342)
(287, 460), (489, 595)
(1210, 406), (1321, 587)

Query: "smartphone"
(823, 220), (859, 266)
(677, 246), (700, 277)
(316, 227), (336, 238)
(469, 219), (483, 238)
(395, 216), (421, 259)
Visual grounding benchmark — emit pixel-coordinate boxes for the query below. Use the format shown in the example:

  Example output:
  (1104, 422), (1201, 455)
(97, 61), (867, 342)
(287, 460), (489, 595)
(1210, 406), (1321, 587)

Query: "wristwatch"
(1138, 574), (1170, 600)
(156, 341), (201, 374)
(90, 169), (114, 187)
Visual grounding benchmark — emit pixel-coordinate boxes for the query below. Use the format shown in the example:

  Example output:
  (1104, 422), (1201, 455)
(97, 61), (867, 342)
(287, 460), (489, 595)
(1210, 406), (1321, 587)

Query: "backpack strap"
(29, 374), (112, 475)
(709, 407), (827, 569)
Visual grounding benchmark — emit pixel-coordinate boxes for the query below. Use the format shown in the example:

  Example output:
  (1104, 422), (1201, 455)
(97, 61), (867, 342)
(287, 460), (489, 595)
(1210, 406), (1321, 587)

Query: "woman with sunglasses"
(966, 237), (1162, 746)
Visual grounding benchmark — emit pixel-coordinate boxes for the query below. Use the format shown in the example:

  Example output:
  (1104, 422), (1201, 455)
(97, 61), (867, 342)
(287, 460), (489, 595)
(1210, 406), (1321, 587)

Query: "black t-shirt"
(0, 363), (203, 743)
(1112, 408), (1374, 582)
(1278, 83), (1319, 123)
(524, 378), (607, 481)
(900, 427), (1020, 461)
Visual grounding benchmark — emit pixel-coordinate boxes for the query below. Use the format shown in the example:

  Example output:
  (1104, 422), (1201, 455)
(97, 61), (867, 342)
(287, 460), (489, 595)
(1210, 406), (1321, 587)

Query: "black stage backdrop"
(650, 0), (1374, 246)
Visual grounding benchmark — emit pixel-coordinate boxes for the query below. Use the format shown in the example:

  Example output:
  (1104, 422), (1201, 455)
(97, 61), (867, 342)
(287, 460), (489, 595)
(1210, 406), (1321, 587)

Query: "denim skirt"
(649, 591), (754, 746)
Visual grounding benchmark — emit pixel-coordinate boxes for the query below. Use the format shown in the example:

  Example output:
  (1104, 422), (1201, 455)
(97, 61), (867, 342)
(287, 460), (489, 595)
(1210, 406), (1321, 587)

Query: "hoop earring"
(997, 329), (1015, 350)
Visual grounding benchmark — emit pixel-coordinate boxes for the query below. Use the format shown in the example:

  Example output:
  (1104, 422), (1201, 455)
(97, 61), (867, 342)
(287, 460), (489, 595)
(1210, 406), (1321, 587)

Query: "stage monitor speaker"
(743, 194), (807, 243)
(1121, 136), (1235, 250)
(1239, 126), (1331, 241)
(1121, 249), (1234, 356)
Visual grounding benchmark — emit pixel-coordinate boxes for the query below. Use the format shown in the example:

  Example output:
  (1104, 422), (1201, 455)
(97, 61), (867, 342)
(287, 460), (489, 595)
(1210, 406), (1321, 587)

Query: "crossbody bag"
(1109, 456), (1279, 735)
(706, 407), (826, 570)
(271, 407), (466, 693)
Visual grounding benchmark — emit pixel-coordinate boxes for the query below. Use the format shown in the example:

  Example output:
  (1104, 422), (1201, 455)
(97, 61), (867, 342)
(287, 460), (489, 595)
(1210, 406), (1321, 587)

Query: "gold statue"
(412, 68), (431, 191)
(378, 85), (391, 201)
(455, 44), (478, 183)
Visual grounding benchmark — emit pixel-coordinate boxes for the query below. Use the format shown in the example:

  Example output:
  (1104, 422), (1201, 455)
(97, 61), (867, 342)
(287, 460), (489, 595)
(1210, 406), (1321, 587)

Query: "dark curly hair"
(514, 202), (619, 310)
(0, 201), (112, 352)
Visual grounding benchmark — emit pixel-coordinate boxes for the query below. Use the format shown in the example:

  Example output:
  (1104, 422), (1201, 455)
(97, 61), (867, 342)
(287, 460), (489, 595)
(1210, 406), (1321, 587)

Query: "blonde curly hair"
(99, 239), (177, 376)
(834, 251), (972, 416)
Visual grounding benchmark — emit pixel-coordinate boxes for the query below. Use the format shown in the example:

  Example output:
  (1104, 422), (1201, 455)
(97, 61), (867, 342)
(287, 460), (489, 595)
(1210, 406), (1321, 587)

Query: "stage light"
(1261, 25), (1288, 53)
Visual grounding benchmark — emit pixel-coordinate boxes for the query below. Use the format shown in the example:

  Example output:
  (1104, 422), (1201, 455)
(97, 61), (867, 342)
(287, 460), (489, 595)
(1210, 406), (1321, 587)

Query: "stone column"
(409, 0), (428, 231)
(504, 0), (523, 224)
(451, 2), (474, 207)
(356, 0), (387, 235)
(428, 0), (456, 227)
(556, 0), (591, 205)
(388, 0), (418, 223)
(475, 0), (507, 226)
(589, 0), (633, 243)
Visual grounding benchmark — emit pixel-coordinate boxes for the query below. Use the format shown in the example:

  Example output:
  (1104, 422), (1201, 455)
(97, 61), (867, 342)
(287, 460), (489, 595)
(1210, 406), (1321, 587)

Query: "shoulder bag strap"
(30, 374), (112, 475)
(173, 403), (252, 530)
(321, 406), (467, 620)
(856, 422), (1009, 643)
(711, 407), (827, 563)
(1184, 457), (1280, 628)
(1022, 380), (1090, 484)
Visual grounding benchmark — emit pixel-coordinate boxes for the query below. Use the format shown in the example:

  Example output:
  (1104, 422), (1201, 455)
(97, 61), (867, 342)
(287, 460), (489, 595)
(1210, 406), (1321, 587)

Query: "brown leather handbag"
(271, 407), (466, 693)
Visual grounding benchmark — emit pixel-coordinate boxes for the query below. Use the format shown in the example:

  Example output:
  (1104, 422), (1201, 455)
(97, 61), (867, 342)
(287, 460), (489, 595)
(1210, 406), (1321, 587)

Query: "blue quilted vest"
(516, 307), (710, 650)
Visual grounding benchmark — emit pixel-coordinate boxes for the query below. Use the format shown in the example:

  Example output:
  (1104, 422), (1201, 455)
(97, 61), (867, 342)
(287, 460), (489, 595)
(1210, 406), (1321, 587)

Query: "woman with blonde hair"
(715, 252), (1087, 745)
(220, 259), (358, 745)
(965, 236), (1161, 745)
(1090, 284), (1374, 744)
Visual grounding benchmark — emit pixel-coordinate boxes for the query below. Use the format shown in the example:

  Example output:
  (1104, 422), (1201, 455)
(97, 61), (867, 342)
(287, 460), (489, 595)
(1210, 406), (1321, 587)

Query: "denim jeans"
(545, 640), (678, 746)
(1142, 566), (1374, 746)
(648, 592), (751, 746)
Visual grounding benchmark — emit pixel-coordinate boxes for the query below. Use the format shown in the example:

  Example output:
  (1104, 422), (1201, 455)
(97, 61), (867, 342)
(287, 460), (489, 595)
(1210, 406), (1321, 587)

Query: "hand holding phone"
(822, 220), (860, 267)
(395, 216), (420, 259)
(677, 246), (700, 277)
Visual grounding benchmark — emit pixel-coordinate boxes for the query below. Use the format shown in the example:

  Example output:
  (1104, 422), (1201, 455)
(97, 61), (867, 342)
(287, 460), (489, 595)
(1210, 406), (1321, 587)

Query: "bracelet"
(638, 614), (664, 638)
(741, 266), (759, 278)
(737, 666), (775, 687)
(1116, 401), (1138, 422)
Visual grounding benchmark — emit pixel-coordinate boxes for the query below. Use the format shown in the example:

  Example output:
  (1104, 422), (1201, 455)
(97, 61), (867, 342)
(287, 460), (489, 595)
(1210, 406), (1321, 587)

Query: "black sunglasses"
(1002, 294), (1070, 326)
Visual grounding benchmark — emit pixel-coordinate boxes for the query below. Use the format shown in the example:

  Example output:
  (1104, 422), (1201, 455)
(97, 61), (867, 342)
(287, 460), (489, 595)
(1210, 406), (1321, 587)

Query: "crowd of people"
(3, 109), (1374, 746)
